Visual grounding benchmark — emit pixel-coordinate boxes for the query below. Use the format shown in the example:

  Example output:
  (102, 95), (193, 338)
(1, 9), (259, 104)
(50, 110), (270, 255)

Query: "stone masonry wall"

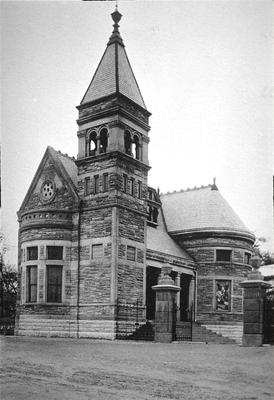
(179, 236), (253, 324)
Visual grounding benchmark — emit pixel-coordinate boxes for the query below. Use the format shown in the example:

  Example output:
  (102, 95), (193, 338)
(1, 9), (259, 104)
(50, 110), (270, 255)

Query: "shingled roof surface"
(81, 40), (146, 109)
(161, 186), (251, 234)
(147, 209), (193, 261)
(48, 147), (78, 189)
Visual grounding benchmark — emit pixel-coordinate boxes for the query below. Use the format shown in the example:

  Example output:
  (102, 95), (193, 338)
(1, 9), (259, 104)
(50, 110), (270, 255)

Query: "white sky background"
(1, 0), (273, 265)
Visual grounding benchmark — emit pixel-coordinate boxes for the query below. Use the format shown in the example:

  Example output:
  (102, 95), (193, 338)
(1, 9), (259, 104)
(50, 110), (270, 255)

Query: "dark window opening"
(146, 266), (161, 320)
(133, 135), (140, 160)
(216, 249), (232, 262)
(152, 207), (159, 223)
(92, 244), (103, 259)
(47, 246), (63, 260)
(103, 173), (108, 192)
(244, 252), (251, 265)
(138, 181), (142, 199)
(94, 175), (99, 194)
(123, 174), (128, 193)
(128, 178), (134, 196)
(127, 246), (136, 261)
(85, 177), (91, 195)
(88, 131), (97, 156)
(47, 266), (62, 303)
(99, 128), (108, 154)
(27, 266), (37, 302)
(124, 131), (132, 156)
(27, 246), (38, 261)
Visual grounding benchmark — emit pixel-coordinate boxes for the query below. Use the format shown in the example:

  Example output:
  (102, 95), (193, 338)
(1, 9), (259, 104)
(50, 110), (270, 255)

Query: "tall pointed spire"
(80, 8), (146, 109)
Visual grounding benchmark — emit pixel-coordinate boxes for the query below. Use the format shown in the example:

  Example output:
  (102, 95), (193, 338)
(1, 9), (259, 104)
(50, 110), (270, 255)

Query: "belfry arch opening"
(124, 130), (132, 155)
(99, 128), (108, 154)
(88, 131), (97, 156)
(133, 135), (140, 160)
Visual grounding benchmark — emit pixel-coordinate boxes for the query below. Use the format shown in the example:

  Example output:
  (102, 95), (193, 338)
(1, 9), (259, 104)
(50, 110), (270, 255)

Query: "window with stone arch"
(133, 134), (141, 160)
(124, 130), (132, 156)
(88, 131), (97, 156)
(99, 127), (108, 154)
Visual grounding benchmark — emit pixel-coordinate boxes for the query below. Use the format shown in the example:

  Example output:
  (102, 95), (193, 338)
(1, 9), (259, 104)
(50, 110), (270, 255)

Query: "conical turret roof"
(160, 185), (254, 240)
(80, 9), (146, 110)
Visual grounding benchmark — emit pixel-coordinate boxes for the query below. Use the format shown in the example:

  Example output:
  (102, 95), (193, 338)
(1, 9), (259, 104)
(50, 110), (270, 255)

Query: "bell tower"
(75, 9), (151, 338)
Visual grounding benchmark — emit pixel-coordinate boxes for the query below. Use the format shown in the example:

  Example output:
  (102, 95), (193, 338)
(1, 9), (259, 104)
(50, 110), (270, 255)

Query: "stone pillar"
(175, 272), (181, 321)
(152, 265), (181, 343)
(240, 253), (271, 346)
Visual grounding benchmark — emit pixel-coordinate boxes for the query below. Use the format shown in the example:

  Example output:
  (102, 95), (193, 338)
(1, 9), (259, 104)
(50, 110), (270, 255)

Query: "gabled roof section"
(49, 147), (78, 190)
(161, 185), (253, 237)
(18, 146), (78, 215)
(80, 9), (146, 110)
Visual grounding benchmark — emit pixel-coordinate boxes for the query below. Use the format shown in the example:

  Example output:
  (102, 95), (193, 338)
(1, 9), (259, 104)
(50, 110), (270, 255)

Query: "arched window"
(124, 130), (132, 156)
(99, 128), (108, 154)
(133, 135), (140, 160)
(88, 131), (97, 156)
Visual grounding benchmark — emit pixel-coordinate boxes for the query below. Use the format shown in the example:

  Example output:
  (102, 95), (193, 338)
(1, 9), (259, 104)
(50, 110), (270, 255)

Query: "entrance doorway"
(179, 274), (192, 321)
(146, 266), (160, 320)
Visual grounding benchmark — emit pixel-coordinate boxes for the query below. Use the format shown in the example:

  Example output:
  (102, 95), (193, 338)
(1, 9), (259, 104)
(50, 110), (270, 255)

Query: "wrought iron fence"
(116, 300), (154, 341)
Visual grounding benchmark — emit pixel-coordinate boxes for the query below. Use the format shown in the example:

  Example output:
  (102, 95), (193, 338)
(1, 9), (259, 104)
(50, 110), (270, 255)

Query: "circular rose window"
(41, 181), (55, 201)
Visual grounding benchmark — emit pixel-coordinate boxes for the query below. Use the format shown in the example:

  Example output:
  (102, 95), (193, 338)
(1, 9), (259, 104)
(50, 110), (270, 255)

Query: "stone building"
(15, 9), (255, 339)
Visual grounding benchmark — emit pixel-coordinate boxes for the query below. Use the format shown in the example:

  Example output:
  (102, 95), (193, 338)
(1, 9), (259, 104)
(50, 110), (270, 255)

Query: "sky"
(1, 0), (273, 265)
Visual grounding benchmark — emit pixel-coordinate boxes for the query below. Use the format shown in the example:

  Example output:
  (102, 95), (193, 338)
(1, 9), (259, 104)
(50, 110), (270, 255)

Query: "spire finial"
(108, 4), (124, 46)
(211, 176), (218, 191)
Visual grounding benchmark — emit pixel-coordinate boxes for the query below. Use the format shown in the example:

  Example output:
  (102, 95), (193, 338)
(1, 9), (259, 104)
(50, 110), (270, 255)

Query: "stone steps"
(201, 324), (243, 344)
(175, 322), (239, 344)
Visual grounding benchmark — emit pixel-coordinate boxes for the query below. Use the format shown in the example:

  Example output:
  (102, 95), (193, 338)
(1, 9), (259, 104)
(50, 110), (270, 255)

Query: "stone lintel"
(240, 280), (272, 289)
(152, 284), (181, 292)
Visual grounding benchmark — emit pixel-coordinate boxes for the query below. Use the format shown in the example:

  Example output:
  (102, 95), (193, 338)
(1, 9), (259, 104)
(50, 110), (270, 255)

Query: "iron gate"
(172, 302), (193, 341)
(263, 289), (274, 344)
(116, 300), (155, 341)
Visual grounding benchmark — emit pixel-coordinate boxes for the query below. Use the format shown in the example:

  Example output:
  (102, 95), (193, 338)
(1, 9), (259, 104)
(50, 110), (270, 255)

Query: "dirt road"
(1, 336), (273, 400)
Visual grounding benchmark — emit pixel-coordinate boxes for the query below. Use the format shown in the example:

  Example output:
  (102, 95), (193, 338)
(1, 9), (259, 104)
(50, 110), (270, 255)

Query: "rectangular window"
(92, 244), (103, 259)
(215, 280), (231, 312)
(123, 174), (128, 193)
(47, 266), (62, 303)
(130, 178), (135, 196)
(138, 181), (142, 199)
(27, 266), (37, 302)
(85, 177), (91, 195)
(244, 252), (251, 265)
(128, 179), (132, 196)
(216, 249), (232, 262)
(94, 175), (99, 194)
(47, 246), (63, 260)
(127, 246), (136, 261)
(103, 173), (109, 192)
(27, 246), (38, 261)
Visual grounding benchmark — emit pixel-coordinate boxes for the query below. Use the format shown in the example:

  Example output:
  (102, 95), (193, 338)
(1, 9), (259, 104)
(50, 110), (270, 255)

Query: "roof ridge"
(160, 184), (212, 196)
(48, 146), (76, 162)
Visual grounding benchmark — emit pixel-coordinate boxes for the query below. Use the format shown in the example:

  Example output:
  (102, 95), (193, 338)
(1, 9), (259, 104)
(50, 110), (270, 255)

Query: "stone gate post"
(240, 253), (271, 346)
(152, 265), (181, 343)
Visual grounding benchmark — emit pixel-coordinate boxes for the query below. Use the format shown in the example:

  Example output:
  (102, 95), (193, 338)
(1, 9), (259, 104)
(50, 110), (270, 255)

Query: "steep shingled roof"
(81, 10), (146, 109)
(161, 185), (252, 236)
(147, 209), (193, 262)
(48, 147), (78, 189)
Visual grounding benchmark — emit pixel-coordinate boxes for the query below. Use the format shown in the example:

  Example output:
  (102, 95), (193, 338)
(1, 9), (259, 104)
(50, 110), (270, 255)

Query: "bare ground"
(1, 336), (273, 400)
